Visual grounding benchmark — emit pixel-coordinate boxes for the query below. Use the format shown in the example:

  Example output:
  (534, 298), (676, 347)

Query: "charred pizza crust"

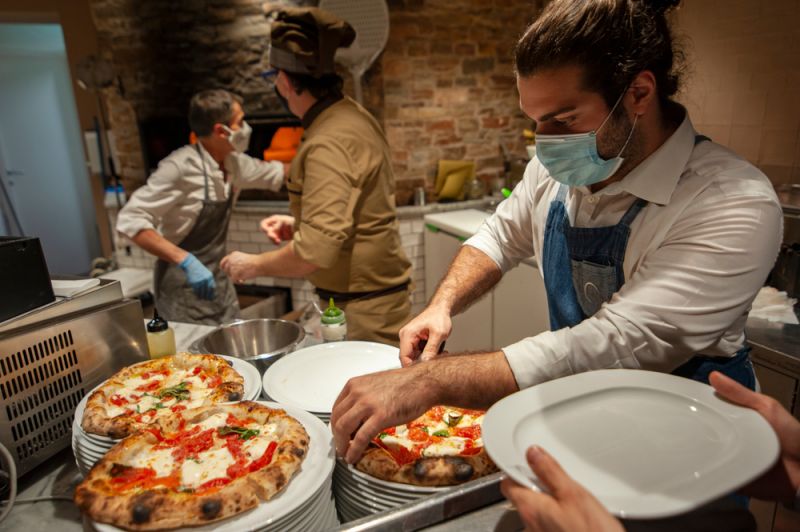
(355, 406), (498, 487)
(82, 353), (244, 438)
(74, 401), (309, 531)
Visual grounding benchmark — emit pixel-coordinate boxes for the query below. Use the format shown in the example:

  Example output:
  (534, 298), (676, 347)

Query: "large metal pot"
(190, 319), (305, 373)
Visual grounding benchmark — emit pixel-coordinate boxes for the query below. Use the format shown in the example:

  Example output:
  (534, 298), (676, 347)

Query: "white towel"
(749, 286), (799, 324)
(51, 278), (101, 298)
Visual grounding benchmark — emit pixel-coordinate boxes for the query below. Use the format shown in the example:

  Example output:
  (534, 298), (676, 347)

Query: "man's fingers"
(419, 334), (443, 361)
(345, 416), (384, 465)
(526, 446), (573, 498)
(398, 333), (422, 367)
(331, 391), (365, 457)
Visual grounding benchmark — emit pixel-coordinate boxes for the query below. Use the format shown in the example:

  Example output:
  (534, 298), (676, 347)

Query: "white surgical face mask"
(223, 121), (252, 153)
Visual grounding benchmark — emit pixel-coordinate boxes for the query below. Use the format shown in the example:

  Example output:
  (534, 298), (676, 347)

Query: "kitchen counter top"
(745, 317), (800, 373)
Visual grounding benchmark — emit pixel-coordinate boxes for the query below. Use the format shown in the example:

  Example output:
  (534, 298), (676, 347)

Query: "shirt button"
(587, 196), (598, 204)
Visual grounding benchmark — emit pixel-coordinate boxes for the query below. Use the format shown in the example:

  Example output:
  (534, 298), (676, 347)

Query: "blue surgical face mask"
(535, 90), (637, 187)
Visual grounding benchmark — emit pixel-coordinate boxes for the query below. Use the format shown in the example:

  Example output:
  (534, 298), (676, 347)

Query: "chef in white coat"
(117, 89), (285, 325)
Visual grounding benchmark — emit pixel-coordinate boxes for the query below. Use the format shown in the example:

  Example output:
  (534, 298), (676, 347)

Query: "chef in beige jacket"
(117, 89), (285, 325)
(222, 7), (411, 345)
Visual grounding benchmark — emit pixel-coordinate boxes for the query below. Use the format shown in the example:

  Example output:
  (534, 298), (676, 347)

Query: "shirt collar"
(599, 104), (696, 206)
(301, 92), (344, 129)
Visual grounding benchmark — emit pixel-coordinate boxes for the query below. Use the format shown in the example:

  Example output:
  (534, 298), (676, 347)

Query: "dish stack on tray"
(262, 341), (401, 423)
(87, 401), (339, 532)
(333, 459), (447, 521)
(72, 355), (262, 476)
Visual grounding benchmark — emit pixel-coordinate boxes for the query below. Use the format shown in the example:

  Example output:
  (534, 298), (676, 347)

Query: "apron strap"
(555, 184), (568, 203)
(617, 197), (648, 226)
(195, 143), (210, 201)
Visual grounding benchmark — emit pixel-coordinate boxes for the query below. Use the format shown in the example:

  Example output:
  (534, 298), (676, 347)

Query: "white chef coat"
(466, 109), (783, 389)
(116, 143), (283, 243)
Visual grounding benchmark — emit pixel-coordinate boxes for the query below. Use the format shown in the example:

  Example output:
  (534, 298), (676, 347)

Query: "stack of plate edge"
(72, 356), (262, 476)
(333, 459), (448, 522)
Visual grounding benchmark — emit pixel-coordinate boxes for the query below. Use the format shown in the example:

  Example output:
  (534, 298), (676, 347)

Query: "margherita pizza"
(81, 353), (244, 439)
(355, 406), (497, 486)
(74, 401), (309, 531)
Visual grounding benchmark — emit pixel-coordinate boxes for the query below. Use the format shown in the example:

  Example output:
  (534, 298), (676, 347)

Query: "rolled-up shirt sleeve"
(292, 142), (358, 269)
(501, 177), (783, 389)
(465, 164), (538, 271)
(116, 160), (184, 240)
(227, 153), (284, 191)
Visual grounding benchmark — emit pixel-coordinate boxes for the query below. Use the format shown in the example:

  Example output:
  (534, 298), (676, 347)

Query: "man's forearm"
(254, 243), (318, 278)
(428, 351), (519, 409)
(430, 245), (502, 316)
(131, 229), (188, 265)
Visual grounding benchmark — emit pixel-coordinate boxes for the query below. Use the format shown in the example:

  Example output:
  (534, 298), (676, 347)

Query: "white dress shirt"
(466, 110), (783, 389)
(117, 144), (284, 243)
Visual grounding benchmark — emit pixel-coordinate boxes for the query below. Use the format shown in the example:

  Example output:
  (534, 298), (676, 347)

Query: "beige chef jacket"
(466, 108), (783, 389)
(288, 96), (411, 293)
(117, 144), (283, 243)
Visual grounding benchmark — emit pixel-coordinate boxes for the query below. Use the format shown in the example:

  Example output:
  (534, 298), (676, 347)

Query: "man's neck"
(293, 93), (318, 122)
(198, 139), (228, 167)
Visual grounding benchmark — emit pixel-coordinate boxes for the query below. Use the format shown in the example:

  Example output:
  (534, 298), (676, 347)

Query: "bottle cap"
(321, 297), (345, 325)
(147, 308), (169, 332)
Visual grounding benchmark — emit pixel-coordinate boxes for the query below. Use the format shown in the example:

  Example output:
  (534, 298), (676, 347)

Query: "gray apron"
(153, 145), (239, 325)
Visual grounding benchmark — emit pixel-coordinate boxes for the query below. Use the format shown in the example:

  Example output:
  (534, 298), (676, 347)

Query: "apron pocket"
(570, 259), (617, 317)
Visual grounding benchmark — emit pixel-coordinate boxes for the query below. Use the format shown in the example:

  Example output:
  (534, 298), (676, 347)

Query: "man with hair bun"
(117, 89), (285, 325)
(331, 0), (783, 488)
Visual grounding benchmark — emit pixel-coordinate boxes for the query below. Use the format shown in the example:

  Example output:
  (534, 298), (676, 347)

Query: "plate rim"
(482, 369), (780, 519)
(262, 341), (401, 413)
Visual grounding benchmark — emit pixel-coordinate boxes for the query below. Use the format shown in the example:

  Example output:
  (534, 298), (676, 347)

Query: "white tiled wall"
(675, 0), (800, 185)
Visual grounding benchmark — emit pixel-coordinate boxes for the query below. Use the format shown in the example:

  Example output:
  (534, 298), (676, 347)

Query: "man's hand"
(331, 364), (440, 464)
(220, 251), (260, 283)
(398, 305), (452, 366)
(259, 215), (295, 244)
(710, 371), (800, 503)
(501, 446), (624, 532)
(178, 253), (216, 300)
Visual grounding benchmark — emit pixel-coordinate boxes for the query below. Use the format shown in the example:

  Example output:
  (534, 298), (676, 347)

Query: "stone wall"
(89, 0), (545, 196)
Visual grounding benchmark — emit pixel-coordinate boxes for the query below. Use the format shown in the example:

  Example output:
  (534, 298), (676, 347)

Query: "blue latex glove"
(178, 253), (215, 300)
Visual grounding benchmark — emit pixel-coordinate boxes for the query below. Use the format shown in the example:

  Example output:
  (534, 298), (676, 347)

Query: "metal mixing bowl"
(190, 319), (305, 373)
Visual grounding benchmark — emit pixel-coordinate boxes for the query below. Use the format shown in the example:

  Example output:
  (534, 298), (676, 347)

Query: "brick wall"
(89, 0), (544, 197)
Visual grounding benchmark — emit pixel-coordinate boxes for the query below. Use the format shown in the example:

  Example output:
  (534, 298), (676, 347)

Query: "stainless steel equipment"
(190, 318), (305, 373)
(772, 184), (800, 298)
(0, 279), (148, 476)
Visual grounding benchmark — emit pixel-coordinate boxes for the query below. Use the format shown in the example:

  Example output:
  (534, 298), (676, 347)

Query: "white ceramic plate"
(482, 369), (780, 519)
(262, 341), (401, 413)
(92, 400), (335, 532)
(219, 355), (261, 401)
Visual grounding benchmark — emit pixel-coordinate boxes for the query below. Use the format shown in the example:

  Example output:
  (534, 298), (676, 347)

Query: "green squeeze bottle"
(320, 297), (347, 342)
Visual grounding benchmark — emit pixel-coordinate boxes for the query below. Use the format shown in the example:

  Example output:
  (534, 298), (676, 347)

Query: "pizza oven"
(0, 280), (148, 476)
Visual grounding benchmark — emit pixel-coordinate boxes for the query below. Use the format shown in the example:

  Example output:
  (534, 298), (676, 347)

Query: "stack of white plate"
(262, 341), (401, 423)
(333, 459), (447, 521)
(72, 355), (262, 476)
(88, 401), (338, 532)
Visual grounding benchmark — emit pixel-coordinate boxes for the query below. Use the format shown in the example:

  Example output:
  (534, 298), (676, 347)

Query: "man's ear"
(212, 123), (229, 138)
(627, 70), (657, 116)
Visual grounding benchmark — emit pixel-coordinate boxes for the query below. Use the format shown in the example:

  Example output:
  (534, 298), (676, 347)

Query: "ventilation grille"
(0, 329), (84, 464)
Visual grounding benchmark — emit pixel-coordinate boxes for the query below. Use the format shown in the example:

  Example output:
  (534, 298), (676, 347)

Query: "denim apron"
(540, 135), (755, 390)
(153, 144), (240, 325)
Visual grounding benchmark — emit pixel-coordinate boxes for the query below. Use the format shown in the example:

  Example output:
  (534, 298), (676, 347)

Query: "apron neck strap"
(195, 143), (210, 201)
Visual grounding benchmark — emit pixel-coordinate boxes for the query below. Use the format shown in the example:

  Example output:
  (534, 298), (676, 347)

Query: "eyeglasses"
(260, 68), (278, 81)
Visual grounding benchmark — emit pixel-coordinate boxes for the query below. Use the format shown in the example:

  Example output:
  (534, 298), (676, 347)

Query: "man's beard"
(596, 107), (644, 180)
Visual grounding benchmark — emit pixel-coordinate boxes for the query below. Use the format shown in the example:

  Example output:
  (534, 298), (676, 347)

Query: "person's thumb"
(709, 371), (759, 410)
(526, 445), (573, 498)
